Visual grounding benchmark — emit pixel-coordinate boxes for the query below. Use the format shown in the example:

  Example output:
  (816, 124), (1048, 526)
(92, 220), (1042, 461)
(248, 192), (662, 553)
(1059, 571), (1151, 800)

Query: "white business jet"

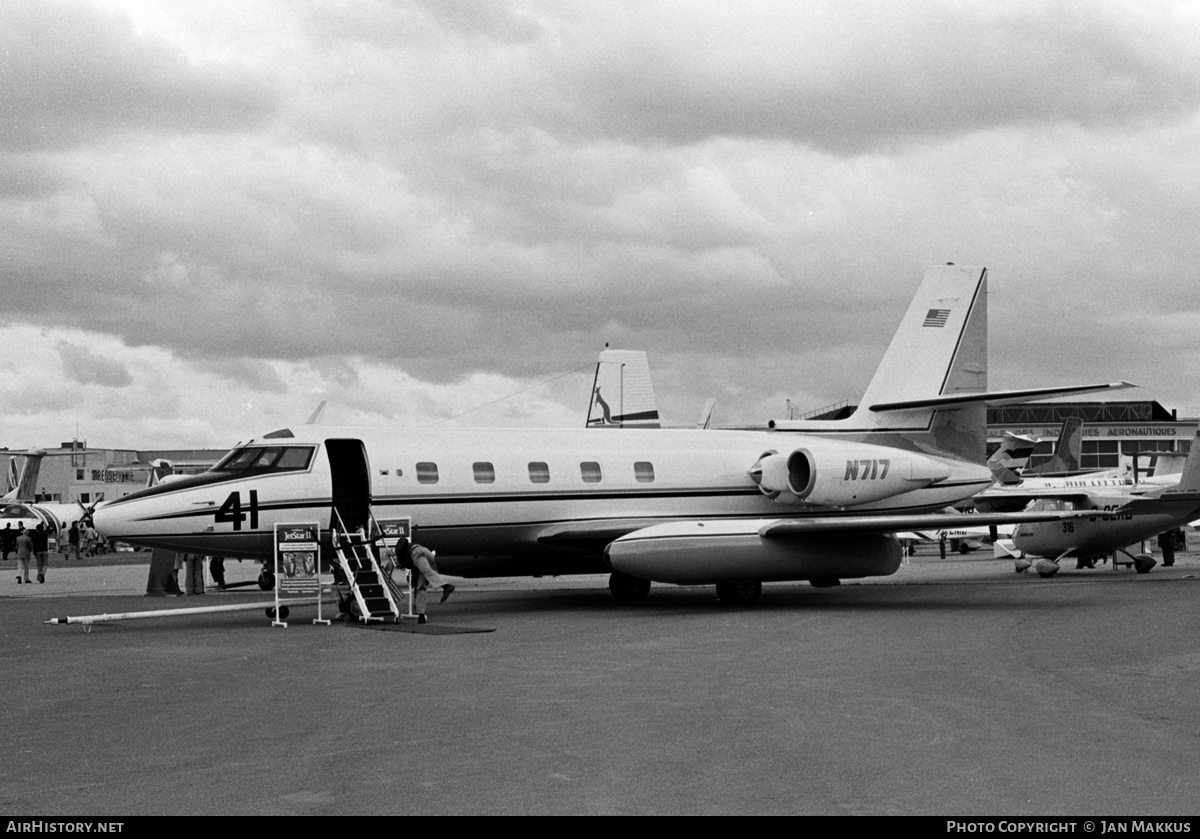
(93, 264), (1128, 604)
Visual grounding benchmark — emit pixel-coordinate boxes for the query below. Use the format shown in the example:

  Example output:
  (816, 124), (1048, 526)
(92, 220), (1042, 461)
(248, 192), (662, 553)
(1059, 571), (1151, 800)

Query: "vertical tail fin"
(988, 431), (1038, 484)
(855, 264), (988, 413)
(1024, 417), (1084, 476)
(1, 452), (45, 502)
(858, 264), (988, 462)
(1166, 431), (1200, 494)
(766, 264), (989, 461)
(586, 349), (661, 428)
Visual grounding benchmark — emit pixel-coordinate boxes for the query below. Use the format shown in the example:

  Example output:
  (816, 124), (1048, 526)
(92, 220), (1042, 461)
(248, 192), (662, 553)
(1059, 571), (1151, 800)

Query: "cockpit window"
(212, 445), (315, 474)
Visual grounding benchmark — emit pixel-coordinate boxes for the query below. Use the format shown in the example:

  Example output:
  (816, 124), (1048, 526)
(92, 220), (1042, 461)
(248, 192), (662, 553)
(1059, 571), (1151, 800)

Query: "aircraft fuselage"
(1012, 495), (1184, 558)
(94, 425), (993, 577)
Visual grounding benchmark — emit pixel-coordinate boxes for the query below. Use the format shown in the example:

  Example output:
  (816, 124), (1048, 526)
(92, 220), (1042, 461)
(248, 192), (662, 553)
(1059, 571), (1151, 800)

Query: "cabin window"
(634, 461), (655, 483)
(580, 461), (602, 483)
(528, 462), (550, 483)
(416, 462), (439, 484)
(276, 448), (313, 470)
(473, 462), (496, 484)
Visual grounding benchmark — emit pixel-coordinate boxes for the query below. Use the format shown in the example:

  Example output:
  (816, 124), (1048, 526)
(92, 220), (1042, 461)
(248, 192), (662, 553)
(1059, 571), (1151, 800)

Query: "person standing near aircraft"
(15, 526), (33, 584)
(397, 537), (454, 624)
(32, 523), (49, 583)
(66, 522), (80, 561)
(1, 522), (13, 561)
(209, 556), (226, 590)
(83, 521), (99, 557)
(1158, 530), (1177, 567)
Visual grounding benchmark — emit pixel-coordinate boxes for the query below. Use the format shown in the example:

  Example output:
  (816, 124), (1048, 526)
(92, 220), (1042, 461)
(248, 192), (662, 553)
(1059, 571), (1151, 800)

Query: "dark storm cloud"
(56, 341), (132, 387)
(0, 0), (280, 152)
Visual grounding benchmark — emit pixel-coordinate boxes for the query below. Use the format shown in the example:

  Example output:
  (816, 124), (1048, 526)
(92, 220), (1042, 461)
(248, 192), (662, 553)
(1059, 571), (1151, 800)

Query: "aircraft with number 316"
(93, 264), (1128, 605)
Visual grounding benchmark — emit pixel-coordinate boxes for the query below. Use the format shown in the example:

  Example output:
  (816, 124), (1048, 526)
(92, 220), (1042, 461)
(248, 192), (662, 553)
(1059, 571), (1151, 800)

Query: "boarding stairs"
(330, 509), (405, 623)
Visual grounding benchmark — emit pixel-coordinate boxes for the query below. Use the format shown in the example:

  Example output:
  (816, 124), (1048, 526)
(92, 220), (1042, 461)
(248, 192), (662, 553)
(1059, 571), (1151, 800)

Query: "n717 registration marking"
(844, 459), (890, 481)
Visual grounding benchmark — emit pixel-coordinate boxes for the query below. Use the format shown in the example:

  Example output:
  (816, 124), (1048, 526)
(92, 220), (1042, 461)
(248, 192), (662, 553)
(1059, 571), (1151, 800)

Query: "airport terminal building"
(1, 443), (226, 505)
(988, 398), (1196, 471)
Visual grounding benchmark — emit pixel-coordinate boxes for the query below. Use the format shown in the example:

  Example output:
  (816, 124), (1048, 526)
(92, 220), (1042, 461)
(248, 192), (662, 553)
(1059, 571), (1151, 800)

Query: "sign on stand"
(273, 522), (328, 627)
(376, 517), (414, 618)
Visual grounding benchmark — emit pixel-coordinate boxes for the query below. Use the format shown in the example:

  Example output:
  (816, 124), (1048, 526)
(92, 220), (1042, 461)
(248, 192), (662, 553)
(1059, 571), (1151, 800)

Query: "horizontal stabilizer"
(869, 382), (1135, 413)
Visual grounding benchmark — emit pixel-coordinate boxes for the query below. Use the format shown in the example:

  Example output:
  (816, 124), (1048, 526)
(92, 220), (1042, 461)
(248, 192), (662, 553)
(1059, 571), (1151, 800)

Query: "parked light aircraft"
(93, 264), (1129, 604)
(1003, 429), (1200, 576)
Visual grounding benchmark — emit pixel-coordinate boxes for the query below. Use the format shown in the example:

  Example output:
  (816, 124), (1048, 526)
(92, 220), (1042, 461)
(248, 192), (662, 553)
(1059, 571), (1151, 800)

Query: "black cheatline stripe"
(125, 481), (990, 527)
(128, 487), (764, 524)
(147, 497), (972, 532)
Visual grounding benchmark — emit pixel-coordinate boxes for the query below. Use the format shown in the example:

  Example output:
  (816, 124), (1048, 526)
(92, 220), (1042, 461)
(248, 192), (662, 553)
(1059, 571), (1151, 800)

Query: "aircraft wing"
(756, 509), (1087, 538)
(536, 519), (659, 550)
(868, 381), (1134, 413)
(1115, 493), (1200, 518)
(971, 486), (1101, 513)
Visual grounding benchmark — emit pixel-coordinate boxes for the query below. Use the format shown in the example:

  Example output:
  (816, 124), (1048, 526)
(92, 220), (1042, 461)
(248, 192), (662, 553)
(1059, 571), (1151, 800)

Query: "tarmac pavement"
(1, 548), (1198, 815)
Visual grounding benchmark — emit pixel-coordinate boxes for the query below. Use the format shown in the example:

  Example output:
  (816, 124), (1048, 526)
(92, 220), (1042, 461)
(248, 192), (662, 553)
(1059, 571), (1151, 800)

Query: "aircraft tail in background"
(987, 431), (1039, 484)
(1023, 417), (1084, 477)
(586, 349), (661, 428)
(0, 451), (45, 503)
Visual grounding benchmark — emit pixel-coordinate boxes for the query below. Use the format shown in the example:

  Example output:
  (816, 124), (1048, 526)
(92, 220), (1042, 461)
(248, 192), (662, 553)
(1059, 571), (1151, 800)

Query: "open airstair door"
(325, 438), (371, 534)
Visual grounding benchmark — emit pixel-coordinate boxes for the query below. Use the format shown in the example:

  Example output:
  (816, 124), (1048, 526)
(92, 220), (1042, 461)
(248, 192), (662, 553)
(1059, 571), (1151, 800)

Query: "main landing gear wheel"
(608, 572), (651, 602)
(265, 606), (289, 620)
(257, 571), (275, 591)
(715, 581), (762, 605)
(1134, 553), (1156, 574)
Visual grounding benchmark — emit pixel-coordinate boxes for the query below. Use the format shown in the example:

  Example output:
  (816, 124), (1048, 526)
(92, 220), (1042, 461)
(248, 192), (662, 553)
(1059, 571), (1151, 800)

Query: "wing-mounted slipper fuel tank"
(606, 519), (903, 585)
(748, 441), (952, 507)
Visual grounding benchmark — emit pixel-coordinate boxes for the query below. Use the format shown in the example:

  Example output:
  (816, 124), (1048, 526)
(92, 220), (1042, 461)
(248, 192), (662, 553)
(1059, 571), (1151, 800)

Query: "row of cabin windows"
(413, 461), (656, 485)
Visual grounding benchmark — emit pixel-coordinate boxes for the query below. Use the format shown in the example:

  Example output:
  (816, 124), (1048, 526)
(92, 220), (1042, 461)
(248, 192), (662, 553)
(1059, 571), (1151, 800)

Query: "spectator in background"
(1, 522), (14, 561)
(66, 522), (81, 561)
(84, 521), (99, 557)
(15, 526), (32, 584)
(32, 523), (50, 583)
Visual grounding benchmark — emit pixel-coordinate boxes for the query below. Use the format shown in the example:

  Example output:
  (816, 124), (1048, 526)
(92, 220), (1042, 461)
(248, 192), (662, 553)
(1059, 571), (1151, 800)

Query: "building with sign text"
(988, 398), (1196, 471)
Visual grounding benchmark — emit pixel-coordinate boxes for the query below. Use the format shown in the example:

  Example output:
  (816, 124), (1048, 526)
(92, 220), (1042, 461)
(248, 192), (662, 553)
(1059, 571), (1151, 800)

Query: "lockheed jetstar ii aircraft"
(93, 265), (1128, 604)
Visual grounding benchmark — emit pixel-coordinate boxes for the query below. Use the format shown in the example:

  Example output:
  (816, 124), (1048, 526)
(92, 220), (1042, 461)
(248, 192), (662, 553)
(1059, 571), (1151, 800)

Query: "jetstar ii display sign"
(275, 522), (320, 596)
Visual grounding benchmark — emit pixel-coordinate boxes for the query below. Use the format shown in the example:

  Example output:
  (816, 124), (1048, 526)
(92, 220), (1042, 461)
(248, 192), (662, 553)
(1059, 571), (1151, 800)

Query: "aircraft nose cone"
(91, 503), (126, 540)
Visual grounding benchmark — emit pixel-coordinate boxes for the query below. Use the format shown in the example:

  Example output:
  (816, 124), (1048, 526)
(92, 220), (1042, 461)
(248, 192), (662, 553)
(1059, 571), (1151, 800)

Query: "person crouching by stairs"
(396, 537), (454, 624)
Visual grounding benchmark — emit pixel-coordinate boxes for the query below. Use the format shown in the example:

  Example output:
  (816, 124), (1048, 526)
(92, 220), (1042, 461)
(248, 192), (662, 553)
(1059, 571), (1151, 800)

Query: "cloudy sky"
(4, 0), (1200, 450)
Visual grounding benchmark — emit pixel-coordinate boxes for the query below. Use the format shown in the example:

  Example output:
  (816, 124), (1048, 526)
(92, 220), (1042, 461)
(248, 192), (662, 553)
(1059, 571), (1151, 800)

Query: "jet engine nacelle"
(749, 441), (951, 507)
